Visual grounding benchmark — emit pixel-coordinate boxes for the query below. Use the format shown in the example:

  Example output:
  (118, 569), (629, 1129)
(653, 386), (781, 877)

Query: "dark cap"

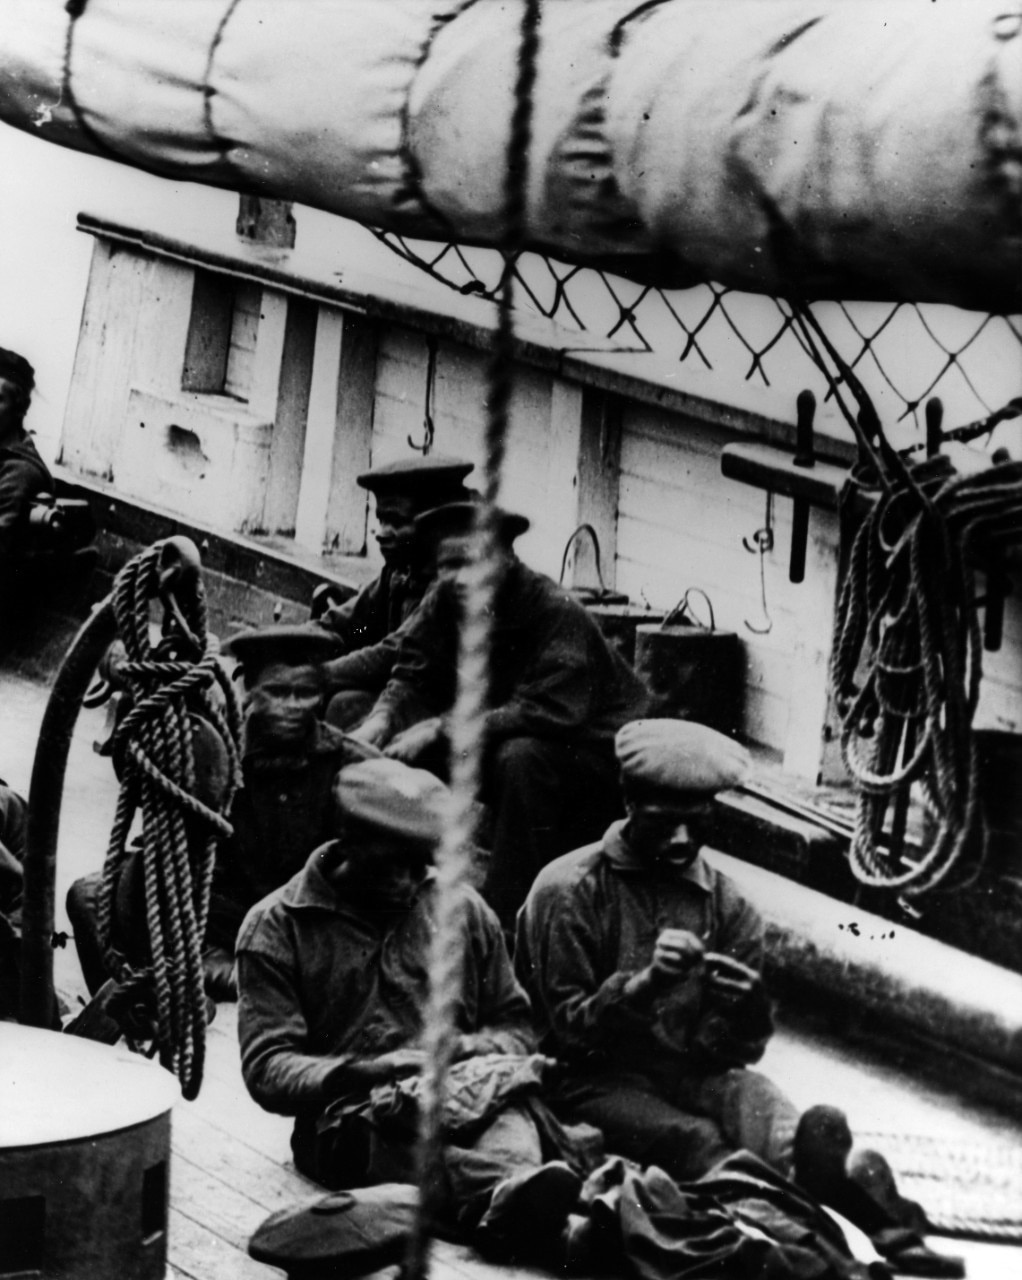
(221, 624), (343, 683)
(334, 758), (450, 846)
(0, 347), (35, 395)
(356, 455), (474, 499)
(615, 719), (750, 797)
(414, 500), (530, 549)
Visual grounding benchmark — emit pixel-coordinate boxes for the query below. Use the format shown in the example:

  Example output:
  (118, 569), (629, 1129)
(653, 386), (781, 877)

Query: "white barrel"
(0, 1024), (179, 1278)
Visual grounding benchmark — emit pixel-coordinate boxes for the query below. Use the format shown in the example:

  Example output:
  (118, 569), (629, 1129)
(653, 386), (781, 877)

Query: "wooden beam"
(294, 306), (344, 551)
(324, 313), (378, 555)
(261, 298), (317, 536)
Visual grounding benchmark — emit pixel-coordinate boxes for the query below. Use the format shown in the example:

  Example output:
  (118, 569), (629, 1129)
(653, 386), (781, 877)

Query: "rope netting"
(369, 230), (1022, 437)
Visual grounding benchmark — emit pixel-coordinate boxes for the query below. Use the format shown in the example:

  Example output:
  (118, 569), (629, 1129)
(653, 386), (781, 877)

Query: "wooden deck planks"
(167, 1004), (553, 1280)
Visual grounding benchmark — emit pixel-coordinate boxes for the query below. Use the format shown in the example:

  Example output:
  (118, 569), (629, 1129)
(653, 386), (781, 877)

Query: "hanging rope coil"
(95, 541), (242, 1099)
(831, 459), (1022, 898)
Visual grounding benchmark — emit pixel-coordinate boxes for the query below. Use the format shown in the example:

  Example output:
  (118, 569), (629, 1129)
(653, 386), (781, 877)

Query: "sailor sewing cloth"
(515, 720), (795, 1182)
(237, 758), (589, 1241)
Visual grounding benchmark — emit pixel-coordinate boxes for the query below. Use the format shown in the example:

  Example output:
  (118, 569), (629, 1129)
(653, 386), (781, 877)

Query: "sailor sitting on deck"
(236, 757), (593, 1257)
(67, 624), (358, 1006)
(348, 500), (650, 933)
(516, 718), (962, 1278)
(315, 454), (475, 731)
(0, 346), (54, 634)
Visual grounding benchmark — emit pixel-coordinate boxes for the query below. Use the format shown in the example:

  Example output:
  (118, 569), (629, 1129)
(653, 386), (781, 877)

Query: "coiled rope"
(785, 300), (1022, 899)
(405, 2), (542, 1276)
(95, 543), (242, 1099)
(831, 452), (1022, 897)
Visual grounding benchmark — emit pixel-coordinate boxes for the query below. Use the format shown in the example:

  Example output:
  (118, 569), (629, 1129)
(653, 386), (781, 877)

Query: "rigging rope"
(95, 543), (242, 1099)
(831, 459), (1022, 897)
(405, 2), (542, 1275)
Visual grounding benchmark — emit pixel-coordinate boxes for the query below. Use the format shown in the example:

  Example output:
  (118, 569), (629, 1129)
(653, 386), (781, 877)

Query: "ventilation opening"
(0, 1194), (45, 1276)
(141, 1162), (168, 1245)
(166, 424), (209, 479)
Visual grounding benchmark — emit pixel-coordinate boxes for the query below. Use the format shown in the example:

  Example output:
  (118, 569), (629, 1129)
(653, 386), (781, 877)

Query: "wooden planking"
(616, 398), (842, 755)
(225, 283), (263, 402)
(262, 299), (317, 536)
(324, 312), (378, 555)
(168, 1207), (284, 1280)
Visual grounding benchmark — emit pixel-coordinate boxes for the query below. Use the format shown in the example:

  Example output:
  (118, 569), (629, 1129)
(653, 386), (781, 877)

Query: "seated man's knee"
(490, 736), (551, 783)
(66, 873), (100, 929)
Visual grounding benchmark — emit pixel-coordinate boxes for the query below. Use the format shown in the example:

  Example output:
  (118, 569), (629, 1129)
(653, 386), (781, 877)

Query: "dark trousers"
(306, 1102), (543, 1230)
(66, 872), (109, 996)
(555, 1067), (799, 1184)
(482, 736), (623, 931)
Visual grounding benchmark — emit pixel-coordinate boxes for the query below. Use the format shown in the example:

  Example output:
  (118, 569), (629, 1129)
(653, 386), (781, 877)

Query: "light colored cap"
(334, 758), (450, 845)
(615, 718), (750, 795)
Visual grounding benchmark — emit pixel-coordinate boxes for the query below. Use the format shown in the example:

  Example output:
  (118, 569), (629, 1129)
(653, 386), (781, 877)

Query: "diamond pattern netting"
(369, 230), (1022, 440)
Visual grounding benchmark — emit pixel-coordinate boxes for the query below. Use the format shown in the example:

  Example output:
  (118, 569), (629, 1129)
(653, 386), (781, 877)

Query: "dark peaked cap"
(222, 624), (343, 683)
(356, 454), (474, 496)
(0, 347), (35, 394)
(415, 500), (530, 547)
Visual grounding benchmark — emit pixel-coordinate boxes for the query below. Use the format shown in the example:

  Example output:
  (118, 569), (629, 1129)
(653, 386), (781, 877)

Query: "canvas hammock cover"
(2, 0), (1019, 310)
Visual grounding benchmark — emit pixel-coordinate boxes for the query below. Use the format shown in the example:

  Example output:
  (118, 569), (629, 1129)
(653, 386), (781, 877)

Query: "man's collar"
(283, 843), (435, 915)
(601, 820), (712, 891)
(243, 720), (349, 765)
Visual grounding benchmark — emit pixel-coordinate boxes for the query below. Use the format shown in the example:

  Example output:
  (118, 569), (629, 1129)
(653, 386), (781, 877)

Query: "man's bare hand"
(373, 1048), (427, 1079)
(704, 953), (761, 1003)
(648, 928), (705, 987)
(325, 1047), (425, 1095)
(383, 717), (444, 764)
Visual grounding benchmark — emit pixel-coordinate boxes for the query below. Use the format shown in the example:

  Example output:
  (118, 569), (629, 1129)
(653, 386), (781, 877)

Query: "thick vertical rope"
(404, 4), (542, 1277)
(95, 544), (242, 1098)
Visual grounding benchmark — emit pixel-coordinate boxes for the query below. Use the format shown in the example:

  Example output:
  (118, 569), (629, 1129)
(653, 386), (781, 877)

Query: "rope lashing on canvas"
(404, 2), (542, 1275)
(95, 542), (242, 1099)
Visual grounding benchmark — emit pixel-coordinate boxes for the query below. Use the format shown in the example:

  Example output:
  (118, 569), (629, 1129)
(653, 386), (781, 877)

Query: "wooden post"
(783, 506), (842, 781)
(294, 308), (379, 554)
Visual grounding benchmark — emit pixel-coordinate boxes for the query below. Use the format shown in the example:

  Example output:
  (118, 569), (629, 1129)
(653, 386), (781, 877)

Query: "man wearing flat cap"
(67, 624), (357, 1005)
(350, 500), (650, 932)
(516, 719), (947, 1272)
(316, 454), (475, 729)
(236, 757), (592, 1256)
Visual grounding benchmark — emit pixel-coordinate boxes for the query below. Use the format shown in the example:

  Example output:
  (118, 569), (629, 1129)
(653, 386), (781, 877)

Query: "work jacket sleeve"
(322, 630), (403, 695)
(370, 585), (454, 736)
(484, 606), (602, 742)
(0, 456), (39, 555)
(318, 577), (386, 650)
(462, 891), (537, 1056)
(516, 876), (659, 1058)
(237, 948), (354, 1115)
(691, 886), (774, 1068)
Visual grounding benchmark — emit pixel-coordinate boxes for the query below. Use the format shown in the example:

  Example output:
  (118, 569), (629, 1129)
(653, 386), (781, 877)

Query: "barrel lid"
(1, 1024), (179, 1148)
